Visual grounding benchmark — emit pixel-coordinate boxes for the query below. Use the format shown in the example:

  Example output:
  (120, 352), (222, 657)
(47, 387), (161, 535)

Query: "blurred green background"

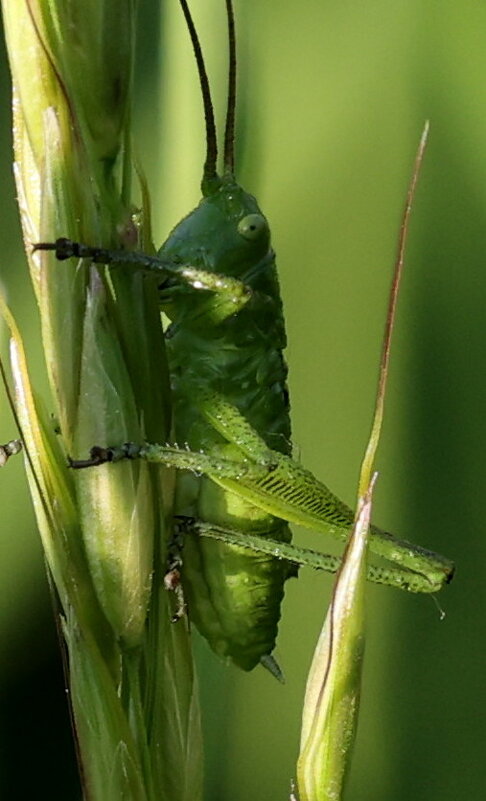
(1, 0), (485, 798)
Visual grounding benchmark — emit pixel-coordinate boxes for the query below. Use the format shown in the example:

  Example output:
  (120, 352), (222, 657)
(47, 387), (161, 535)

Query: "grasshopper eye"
(237, 213), (268, 241)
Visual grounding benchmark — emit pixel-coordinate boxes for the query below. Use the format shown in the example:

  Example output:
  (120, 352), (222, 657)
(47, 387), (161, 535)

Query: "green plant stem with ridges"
(0, 1), (202, 798)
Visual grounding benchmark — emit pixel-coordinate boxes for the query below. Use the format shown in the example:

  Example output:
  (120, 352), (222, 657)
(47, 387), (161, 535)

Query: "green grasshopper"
(34, 0), (454, 675)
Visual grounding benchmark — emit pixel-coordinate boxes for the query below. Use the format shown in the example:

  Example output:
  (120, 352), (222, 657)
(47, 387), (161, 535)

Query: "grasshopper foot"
(33, 238), (114, 263)
(0, 439), (22, 467)
(68, 443), (142, 469)
(33, 238), (81, 260)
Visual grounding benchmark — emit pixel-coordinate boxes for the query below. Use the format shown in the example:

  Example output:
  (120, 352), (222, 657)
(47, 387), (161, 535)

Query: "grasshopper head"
(159, 176), (271, 276)
(165, 0), (271, 276)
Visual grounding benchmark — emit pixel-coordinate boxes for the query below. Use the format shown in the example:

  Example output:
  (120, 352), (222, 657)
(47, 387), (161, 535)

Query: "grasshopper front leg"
(33, 239), (253, 322)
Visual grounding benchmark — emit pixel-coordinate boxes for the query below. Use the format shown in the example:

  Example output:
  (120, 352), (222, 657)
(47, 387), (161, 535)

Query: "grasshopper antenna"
(178, 0), (218, 189)
(223, 0), (237, 175)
